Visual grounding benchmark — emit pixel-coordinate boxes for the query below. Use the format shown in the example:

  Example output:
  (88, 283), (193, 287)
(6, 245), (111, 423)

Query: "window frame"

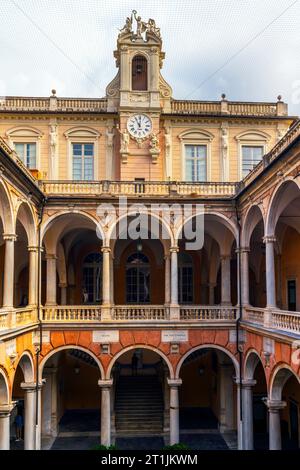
(64, 127), (100, 180)
(6, 126), (43, 171)
(235, 131), (270, 180)
(14, 142), (37, 169)
(72, 142), (95, 181)
(179, 130), (214, 182)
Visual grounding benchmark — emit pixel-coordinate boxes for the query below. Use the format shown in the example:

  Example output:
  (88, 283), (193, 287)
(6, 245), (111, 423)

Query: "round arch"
(41, 210), (104, 243)
(0, 367), (10, 405)
(0, 179), (14, 234)
(266, 178), (300, 236)
(175, 211), (239, 246)
(107, 210), (175, 250)
(39, 345), (105, 379)
(15, 201), (37, 247)
(13, 351), (35, 383)
(270, 363), (300, 401)
(175, 344), (239, 379)
(106, 345), (174, 380)
(241, 204), (265, 248)
(244, 349), (266, 381)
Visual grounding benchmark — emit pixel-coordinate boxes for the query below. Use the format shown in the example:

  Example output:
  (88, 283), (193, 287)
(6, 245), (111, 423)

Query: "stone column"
(164, 254), (171, 305)
(240, 247), (250, 306)
(209, 283), (216, 305)
(110, 255), (114, 305)
(28, 246), (38, 306)
(21, 382), (36, 450)
(42, 367), (58, 437)
(59, 283), (67, 305)
(3, 234), (17, 307)
(170, 247), (179, 320)
(163, 368), (170, 433)
(99, 379), (113, 447)
(221, 255), (231, 305)
(263, 236), (277, 308)
(45, 254), (57, 306)
(241, 379), (256, 450)
(219, 364), (235, 433)
(35, 381), (45, 450)
(0, 405), (13, 450)
(168, 379), (182, 445)
(264, 399), (286, 450)
(101, 247), (111, 320)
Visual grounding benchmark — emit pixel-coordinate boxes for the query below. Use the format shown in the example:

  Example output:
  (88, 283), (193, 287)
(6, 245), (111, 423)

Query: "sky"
(1, 0), (300, 115)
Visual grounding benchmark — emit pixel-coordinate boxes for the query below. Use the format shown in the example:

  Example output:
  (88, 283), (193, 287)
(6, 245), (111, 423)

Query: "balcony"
(243, 306), (300, 336)
(39, 180), (240, 198)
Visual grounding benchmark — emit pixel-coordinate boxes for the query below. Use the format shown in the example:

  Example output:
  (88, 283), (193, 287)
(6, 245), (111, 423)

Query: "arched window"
(178, 252), (193, 304)
(132, 55), (148, 91)
(82, 253), (102, 303)
(126, 252), (150, 303)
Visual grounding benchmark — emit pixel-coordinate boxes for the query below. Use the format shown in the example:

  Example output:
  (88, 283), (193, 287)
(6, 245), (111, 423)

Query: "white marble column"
(168, 378), (182, 445)
(101, 247), (111, 305)
(21, 382), (36, 450)
(209, 283), (216, 305)
(265, 399), (286, 450)
(3, 234), (17, 308)
(99, 379), (113, 447)
(221, 255), (231, 305)
(219, 364), (235, 433)
(263, 236), (277, 308)
(164, 254), (171, 305)
(59, 283), (67, 305)
(240, 247), (250, 306)
(110, 255), (114, 305)
(242, 379), (256, 450)
(28, 246), (38, 306)
(0, 405), (13, 450)
(45, 254), (57, 306)
(170, 247), (179, 320)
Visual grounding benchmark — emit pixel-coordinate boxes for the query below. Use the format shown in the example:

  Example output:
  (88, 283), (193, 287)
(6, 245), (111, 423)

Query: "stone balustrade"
(171, 100), (281, 116)
(39, 180), (239, 198)
(0, 307), (37, 330)
(243, 306), (300, 335)
(42, 306), (101, 322)
(180, 305), (237, 321)
(243, 307), (265, 325)
(0, 96), (107, 112)
(112, 305), (168, 321)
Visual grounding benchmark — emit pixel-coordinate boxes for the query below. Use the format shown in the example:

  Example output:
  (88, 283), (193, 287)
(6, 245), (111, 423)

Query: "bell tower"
(106, 12), (172, 180)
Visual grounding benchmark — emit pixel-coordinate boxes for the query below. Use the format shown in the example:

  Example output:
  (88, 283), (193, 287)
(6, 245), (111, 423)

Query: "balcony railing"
(39, 180), (240, 198)
(112, 305), (168, 321)
(180, 305), (237, 321)
(171, 100), (282, 116)
(42, 305), (101, 322)
(243, 306), (300, 335)
(0, 307), (37, 330)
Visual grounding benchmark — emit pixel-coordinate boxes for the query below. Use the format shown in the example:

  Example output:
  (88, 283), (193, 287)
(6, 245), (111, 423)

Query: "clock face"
(127, 114), (152, 138)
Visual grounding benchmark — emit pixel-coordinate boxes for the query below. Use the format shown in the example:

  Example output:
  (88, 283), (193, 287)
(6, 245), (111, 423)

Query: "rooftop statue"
(119, 10), (161, 40)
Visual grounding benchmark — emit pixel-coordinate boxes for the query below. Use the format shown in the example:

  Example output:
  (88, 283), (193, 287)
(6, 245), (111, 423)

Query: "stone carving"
(106, 127), (114, 148)
(116, 126), (129, 163)
(50, 125), (57, 156)
(221, 126), (229, 180)
(149, 132), (160, 164)
(118, 11), (161, 41)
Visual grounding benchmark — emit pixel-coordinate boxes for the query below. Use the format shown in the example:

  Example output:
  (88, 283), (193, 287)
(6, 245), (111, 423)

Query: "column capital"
(98, 379), (113, 388)
(0, 404), (15, 417)
(263, 235), (276, 244)
(101, 246), (111, 254)
(45, 253), (57, 260)
(3, 233), (17, 242)
(27, 245), (40, 253)
(170, 246), (179, 254)
(167, 378), (182, 387)
(236, 246), (250, 254)
(241, 379), (257, 389)
(263, 398), (287, 411)
(220, 254), (231, 261)
(21, 380), (45, 392)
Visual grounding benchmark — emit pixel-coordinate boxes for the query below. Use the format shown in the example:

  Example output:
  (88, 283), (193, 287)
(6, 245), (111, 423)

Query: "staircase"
(115, 376), (164, 434)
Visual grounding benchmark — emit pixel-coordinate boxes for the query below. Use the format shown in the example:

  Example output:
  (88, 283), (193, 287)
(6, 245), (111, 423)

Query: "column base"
(101, 306), (112, 321)
(169, 305), (180, 321)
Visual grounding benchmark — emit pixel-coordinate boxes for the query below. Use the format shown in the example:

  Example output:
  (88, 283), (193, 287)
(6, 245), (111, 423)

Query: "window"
(132, 55), (148, 91)
(72, 143), (94, 180)
(241, 145), (264, 177)
(185, 145), (207, 182)
(178, 252), (193, 303)
(14, 143), (37, 169)
(126, 253), (150, 304)
(287, 279), (296, 312)
(83, 253), (102, 303)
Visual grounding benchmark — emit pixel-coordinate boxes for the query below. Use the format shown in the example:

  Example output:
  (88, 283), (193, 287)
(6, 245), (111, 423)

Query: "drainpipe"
(235, 201), (243, 443)
(35, 196), (46, 448)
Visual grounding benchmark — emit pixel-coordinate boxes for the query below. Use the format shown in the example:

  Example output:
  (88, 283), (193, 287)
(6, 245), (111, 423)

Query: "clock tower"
(106, 11), (172, 179)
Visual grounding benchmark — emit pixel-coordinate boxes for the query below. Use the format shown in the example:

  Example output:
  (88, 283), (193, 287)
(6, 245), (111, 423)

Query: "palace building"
(0, 12), (300, 450)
